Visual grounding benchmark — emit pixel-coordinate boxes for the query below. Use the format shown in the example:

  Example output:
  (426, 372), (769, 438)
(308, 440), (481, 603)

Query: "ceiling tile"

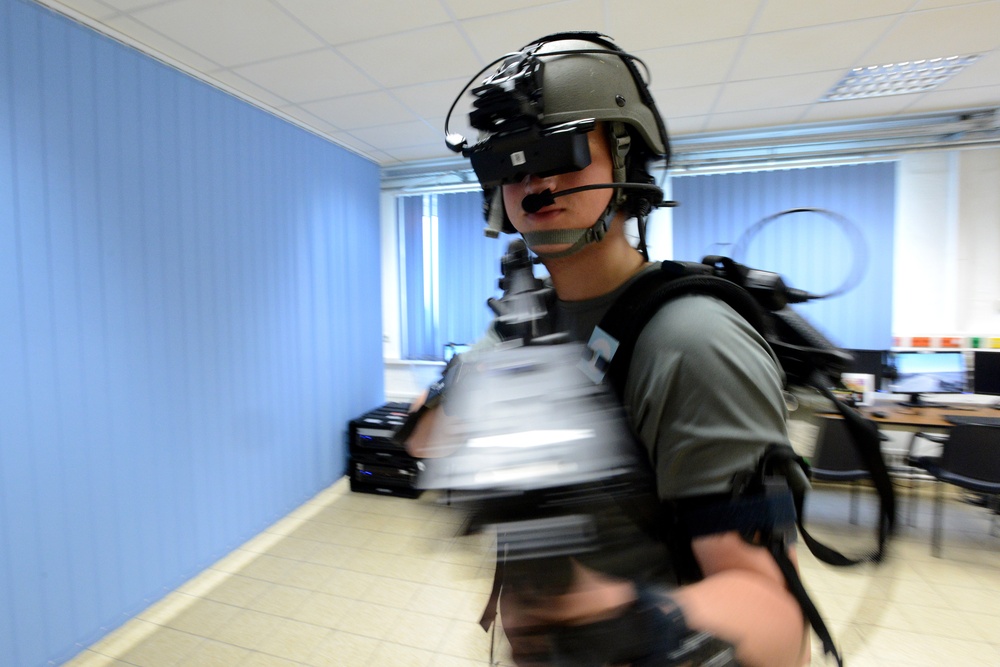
(275, 0), (451, 45)
(210, 69), (296, 108)
(43, 0), (1000, 167)
(458, 0), (606, 63)
(229, 49), (378, 104)
(650, 84), (721, 121)
(325, 130), (385, 156)
(714, 73), (842, 113)
(97, 0), (168, 10)
(799, 94), (915, 124)
(54, 0), (121, 21)
(128, 0), (323, 67)
(914, 0), (991, 8)
(103, 14), (223, 71)
(303, 91), (415, 130)
(444, 0), (563, 20)
(663, 115), (708, 136)
(389, 78), (470, 121)
(753, 0), (912, 32)
(338, 24), (480, 88)
(937, 51), (1000, 90)
(638, 39), (743, 90)
(730, 19), (896, 80)
(349, 120), (442, 150)
(701, 106), (809, 133)
(902, 84), (1000, 115)
(608, 0), (761, 50)
(382, 142), (456, 164)
(863, 3), (1000, 64)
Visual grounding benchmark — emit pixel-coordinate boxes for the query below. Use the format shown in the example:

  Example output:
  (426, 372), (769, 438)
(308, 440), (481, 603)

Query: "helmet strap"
(484, 189), (506, 238)
(522, 202), (618, 260)
(609, 122), (631, 208)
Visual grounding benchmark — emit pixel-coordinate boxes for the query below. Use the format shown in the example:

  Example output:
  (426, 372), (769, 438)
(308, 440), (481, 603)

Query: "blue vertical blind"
(0, 0), (384, 665)
(671, 163), (896, 350)
(399, 190), (507, 359)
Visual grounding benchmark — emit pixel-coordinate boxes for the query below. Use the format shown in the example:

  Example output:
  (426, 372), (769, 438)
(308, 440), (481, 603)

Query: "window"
(671, 162), (896, 350)
(397, 191), (509, 360)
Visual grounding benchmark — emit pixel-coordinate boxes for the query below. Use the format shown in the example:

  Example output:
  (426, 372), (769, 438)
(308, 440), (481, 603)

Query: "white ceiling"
(40, 0), (1000, 168)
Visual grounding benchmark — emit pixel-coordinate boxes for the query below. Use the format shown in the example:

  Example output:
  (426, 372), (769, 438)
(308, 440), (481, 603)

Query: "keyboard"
(943, 414), (1000, 427)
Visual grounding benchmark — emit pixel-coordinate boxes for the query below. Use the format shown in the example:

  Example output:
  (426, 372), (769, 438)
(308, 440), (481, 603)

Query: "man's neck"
(543, 236), (648, 301)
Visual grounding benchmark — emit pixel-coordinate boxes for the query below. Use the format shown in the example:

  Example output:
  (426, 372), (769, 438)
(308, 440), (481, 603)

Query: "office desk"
(817, 403), (1000, 473)
(855, 404), (1000, 430)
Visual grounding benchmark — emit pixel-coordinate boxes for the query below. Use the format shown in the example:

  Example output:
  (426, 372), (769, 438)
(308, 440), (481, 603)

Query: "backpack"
(590, 256), (897, 667)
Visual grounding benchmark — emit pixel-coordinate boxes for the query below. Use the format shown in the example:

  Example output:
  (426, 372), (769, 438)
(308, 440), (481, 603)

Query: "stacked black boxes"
(347, 402), (423, 498)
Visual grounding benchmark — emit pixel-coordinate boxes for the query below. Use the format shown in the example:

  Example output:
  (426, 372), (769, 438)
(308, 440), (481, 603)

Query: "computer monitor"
(887, 350), (968, 407)
(973, 350), (1000, 397)
(842, 349), (889, 391)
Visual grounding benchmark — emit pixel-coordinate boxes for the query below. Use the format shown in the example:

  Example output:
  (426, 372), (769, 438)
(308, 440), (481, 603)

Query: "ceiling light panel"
(821, 54), (981, 101)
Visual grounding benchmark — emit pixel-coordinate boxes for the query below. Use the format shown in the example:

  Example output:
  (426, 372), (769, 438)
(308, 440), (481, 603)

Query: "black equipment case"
(347, 402), (422, 498)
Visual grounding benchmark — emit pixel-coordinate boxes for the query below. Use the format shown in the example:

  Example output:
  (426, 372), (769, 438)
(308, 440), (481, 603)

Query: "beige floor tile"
(391, 610), (451, 652)
(961, 609), (1000, 644)
(244, 582), (313, 617)
(240, 651), (304, 667)
(436, 619), (495, 662)
(68, 476), (1000, 667)
(87, 618), (162, 660)
(238, 553), (306, 587)
(174, 568), (232, 597)
(289, 590), (351, 628)
(407, 583), (491, 622)
(898, 604), (998, 641)
(254, 617), (333, 663)
(361, 577), (421, 609)
(62, 649), (132, 666)
(201, 573), (271, 607)
(305, 630), (381, 666)
(209, 609), (280, 650)
(316, 569), (380, 599)
(207, 549), (261, 576)
(304, 542), (352, 569)
(365, 642), (435, 667)
(933, 580), (1000, 611)
(181, 639), (254, 666)
(328, 599), (402, 640)
(278, 560), (339, 590)
(161, 597), (241, 636)
(430, 655), (492, 667)
(256, 535), (321, 561)
(117, 626), (204, 667)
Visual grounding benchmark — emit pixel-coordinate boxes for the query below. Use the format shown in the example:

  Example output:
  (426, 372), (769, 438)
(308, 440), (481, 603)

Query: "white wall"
(894, 147), (1000, 338)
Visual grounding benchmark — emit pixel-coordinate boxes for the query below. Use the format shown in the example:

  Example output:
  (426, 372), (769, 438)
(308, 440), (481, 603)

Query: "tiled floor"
(66, 477), (1000, 667)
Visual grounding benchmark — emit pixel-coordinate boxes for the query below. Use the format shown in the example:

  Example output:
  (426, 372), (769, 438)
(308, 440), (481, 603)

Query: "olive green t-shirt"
(554, 263), (790, 499)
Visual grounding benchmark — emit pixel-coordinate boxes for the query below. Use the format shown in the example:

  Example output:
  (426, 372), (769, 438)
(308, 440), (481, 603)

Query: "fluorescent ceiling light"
(821, 55), (981, 102)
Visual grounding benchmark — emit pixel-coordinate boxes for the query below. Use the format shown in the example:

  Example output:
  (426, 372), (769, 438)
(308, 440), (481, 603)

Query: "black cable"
(730, 207), (868, 300)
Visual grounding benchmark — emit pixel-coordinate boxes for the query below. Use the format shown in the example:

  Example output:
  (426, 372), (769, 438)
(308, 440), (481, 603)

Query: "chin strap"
(522, 203), (619, 260)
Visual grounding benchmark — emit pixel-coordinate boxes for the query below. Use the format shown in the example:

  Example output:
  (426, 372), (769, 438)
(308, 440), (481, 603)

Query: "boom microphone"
(521, 183), (672, 213)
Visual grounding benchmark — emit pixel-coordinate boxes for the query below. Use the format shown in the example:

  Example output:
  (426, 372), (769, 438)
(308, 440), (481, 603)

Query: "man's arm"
(678, 533), (808, 666)
(498, 536), (807, 667)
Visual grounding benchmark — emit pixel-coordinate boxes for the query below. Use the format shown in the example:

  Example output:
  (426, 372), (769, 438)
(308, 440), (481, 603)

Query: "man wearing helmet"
(408, 33), (810, 667)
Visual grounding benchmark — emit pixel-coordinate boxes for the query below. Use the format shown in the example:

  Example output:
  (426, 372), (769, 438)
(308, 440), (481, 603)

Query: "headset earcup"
(484, 188), (517, 235)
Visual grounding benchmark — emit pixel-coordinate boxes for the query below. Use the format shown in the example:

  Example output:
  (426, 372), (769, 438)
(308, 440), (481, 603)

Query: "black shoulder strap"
(597, 262), (772, 399)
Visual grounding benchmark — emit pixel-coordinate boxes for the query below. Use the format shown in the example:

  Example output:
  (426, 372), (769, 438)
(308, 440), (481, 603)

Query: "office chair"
(808, 418), (875, 524)
(907, 424), (1000, 557)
